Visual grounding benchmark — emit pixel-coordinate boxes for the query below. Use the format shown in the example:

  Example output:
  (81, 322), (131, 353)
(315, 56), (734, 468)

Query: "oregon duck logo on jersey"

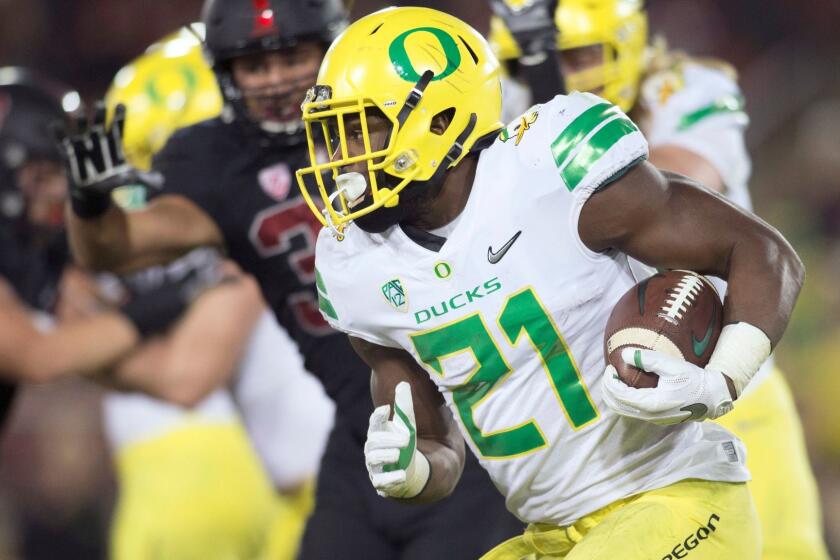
(499, 110), (539, 146)
(382, 279), (408, 312)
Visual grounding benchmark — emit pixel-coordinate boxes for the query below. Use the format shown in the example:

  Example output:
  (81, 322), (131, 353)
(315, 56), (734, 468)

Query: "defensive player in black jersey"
(3, 69), (304, 558)
(62, 1), (523, 557)
(0, 70), (231, 426)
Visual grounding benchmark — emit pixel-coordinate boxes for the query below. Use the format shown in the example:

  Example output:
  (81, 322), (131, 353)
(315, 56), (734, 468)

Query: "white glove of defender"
(602, 347), (734, 425)
(364, 381), (430, 499)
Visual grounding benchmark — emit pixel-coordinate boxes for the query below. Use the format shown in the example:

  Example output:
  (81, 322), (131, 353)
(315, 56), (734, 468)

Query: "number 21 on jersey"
(410, 287), (599, 459)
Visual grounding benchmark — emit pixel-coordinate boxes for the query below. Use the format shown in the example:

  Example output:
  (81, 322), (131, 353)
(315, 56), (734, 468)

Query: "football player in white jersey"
(490, 1), (829, 557)
(295, 6), (804, 559)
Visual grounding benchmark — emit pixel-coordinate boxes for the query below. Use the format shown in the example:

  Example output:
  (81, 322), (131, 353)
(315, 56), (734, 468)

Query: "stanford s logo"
(250, 197), (332, 335)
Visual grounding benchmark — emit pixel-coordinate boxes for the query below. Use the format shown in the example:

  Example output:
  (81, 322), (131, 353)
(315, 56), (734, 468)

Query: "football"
(604, 270), (723, 388)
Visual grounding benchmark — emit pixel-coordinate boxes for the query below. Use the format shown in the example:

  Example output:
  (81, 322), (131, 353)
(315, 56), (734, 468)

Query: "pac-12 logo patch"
(258, 162), (292, 201)
(381, 279), (408, 312)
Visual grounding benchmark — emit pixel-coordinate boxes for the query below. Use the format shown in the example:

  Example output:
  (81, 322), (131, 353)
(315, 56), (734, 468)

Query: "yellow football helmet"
(295, 7), (503, 235)
(106, 25), (222, 171)
(489, 0), (648, 111)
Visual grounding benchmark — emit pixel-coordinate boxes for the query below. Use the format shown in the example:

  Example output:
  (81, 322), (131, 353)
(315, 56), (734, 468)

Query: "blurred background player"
(100, 28), (334, 559)
(0, 69), (258, 558)
(83, 248), (284, 560)
(0, 67), (211, 392)
(99, 257), (333, 560)
(61, 1), (524, 558)
(490, 1), (830, 557)
(0, 64), (333, 559)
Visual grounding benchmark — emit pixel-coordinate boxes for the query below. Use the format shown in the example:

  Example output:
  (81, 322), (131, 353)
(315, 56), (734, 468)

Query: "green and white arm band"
(706, 322), (772, 397)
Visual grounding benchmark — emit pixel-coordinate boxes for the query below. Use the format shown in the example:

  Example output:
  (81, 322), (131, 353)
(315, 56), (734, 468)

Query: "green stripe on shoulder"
(678, 94), (745, 131)
(561, 117), (639, 192)
(550, 101), (639, 192)
(550, 103), (619, 169)
(315, 268), (328, 294)
(314, 268), (337, 320)
(318, 292), (338, 320)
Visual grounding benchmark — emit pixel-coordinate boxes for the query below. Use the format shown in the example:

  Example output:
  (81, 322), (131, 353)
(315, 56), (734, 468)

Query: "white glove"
(364, 381), (430, 499)
(602, 347), (734, 425)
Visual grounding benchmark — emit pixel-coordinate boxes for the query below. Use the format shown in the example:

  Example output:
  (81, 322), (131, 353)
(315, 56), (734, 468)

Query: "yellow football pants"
(111, 422), (278, 560)
(263, 479), (317, 560)
(481, 480), (760, 560)
(716, 368), (830, 560)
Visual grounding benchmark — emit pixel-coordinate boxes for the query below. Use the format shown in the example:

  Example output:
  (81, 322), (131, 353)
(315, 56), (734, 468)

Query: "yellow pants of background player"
(481, 480), (760, 560)
(715, 368), (830, 560)
(263, 479), (317, 560)
(111, 422), (307, 560)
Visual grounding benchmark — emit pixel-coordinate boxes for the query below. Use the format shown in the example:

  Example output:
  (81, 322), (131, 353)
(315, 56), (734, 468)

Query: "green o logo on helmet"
(144, 64), (198, 107)
(389, 27), (462, 83)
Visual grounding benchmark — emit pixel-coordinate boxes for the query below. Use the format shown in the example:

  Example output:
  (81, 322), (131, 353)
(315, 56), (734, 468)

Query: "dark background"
(1, 0), (839, 557)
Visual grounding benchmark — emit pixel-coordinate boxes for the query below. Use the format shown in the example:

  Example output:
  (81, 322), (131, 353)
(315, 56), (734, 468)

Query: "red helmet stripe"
(251, 0), (278, 36)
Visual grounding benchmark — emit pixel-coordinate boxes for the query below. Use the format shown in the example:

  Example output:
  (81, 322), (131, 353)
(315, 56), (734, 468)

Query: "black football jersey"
(0, 223), (65, 311)
(153, 119), (372, 435)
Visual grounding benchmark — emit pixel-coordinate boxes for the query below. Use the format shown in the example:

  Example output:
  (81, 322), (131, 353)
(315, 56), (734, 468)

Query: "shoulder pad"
(540, 93), (648, 194)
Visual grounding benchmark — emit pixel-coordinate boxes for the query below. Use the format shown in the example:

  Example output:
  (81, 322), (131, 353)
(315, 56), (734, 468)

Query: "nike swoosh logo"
(692, 304), (718, 358)
(680, 403), (709, 422)
(488, 231), (522, 264)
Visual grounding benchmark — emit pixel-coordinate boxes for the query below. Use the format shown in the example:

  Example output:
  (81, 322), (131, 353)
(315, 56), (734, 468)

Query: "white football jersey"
(315, 93), (749, 525)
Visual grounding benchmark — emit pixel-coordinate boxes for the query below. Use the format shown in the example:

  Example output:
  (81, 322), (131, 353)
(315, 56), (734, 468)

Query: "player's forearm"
(156, 278), (265, 406)
(102, 277), (264, 406)
(100, 340), (168, 396)
(17, 313), (140, 382)
(102, 339), (208, 405)
(591, 167), (804, 346)
(65, 204), (132, 271)
(402, 435), (465, 504)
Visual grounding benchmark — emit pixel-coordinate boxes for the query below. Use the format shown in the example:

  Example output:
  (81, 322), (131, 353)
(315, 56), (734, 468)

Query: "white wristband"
(706, 322), (772, 397)
(401, 451), (431, 499)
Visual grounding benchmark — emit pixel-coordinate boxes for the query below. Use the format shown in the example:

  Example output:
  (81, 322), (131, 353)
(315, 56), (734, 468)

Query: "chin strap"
(396, 70), (435, 127)
(424, 113), (479, 188)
